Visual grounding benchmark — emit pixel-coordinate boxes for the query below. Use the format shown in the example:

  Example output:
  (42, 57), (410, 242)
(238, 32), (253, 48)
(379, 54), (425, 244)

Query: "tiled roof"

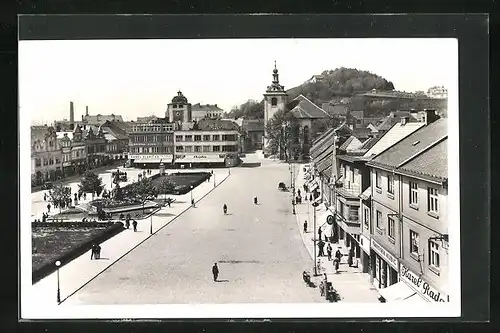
(397, 138), (447, 182)
(56, 131), (74, 140)
(322, 165), (332, 178)
(192, 103), (224, 111)
(339, 136), (355, 151)
(196, 119), (240, 131)
(101, 121), (129, 140)
(352, 127), (372, 140)
(84, 114), (124, 125)
(317, 156), (333, 174)
(290, 95), (331, 119)
(312, 127), (335, 146)
(376, 111), (413, 131)
(367, 118), (447, 172)
(311, 131), (335, 160)
(322, 103), (348, 117)
(350, 110), (364, 119)
(363, 121), (426, 158)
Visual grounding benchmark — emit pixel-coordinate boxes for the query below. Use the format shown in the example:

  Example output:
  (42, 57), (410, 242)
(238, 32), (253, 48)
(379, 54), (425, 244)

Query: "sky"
(19, 38), (457, 125)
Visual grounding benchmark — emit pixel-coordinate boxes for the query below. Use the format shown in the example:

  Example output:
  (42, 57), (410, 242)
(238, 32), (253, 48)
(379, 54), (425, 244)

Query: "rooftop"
(289, 95), (331, 119)
(192, 103), (223, 111)
(364, 121), (426, 158)
(397, 138), (448, 182)
(194, 119), (240, 131)
(367, 118), (447, 170)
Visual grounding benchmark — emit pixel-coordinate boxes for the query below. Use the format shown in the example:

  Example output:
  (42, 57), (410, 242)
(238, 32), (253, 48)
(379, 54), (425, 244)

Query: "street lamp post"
(150, 214), (153, 235)
(312, 201), (319, 276)
(190, 185), (194, 206)
(55, 260), (61, 304)
(214, 173), (216, 188)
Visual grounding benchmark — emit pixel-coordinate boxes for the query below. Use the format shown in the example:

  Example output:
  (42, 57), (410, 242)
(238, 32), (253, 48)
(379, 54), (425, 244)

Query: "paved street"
(63, 157), (324, 305)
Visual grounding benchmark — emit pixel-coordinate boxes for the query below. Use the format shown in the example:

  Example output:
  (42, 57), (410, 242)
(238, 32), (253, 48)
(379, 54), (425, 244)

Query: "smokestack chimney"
(86, 106), (89, 116)
(69, 101), (74, 130)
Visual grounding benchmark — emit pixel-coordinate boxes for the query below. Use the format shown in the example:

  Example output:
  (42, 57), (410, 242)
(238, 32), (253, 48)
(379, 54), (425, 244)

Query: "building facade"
(128, 118), (175, 167)
(173, 120), (240, 167)
(366, 117), (449, 302)
(191, 103), (224, 121)
(31, 126), (63, 186)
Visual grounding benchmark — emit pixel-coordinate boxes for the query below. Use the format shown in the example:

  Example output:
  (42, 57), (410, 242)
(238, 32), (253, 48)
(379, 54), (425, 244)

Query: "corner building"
(367, 118), (449, 302)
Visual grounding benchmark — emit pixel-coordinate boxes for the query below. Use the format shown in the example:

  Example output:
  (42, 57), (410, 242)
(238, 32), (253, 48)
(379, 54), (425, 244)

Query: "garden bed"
(32, 223), (124, 282)
(149, 172), (210, 195)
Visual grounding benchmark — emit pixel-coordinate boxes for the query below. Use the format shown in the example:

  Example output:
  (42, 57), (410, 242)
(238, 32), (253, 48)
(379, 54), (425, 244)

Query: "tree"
(48, 184), (72, 213)
(265, 109), (299, 160)
(129, 177), (158, 213)
(78, 170), (105, 200)
(225, 99), (264, 119)
(157, 179), (176, 205)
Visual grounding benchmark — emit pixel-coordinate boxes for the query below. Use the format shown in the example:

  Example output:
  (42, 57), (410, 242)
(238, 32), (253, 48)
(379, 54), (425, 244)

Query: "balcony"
(335, 183), (361, 199)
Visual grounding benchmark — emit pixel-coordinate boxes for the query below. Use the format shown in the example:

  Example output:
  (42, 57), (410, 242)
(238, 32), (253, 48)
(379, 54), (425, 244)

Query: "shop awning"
(378, 282), (416, 301)
(134, 158), (170, 164)
(359, 186), (372, 201)
(175, 157), (225, 164)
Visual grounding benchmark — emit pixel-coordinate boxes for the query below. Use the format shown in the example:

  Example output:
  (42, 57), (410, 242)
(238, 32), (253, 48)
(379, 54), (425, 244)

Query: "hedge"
(32, 222), (125, 283)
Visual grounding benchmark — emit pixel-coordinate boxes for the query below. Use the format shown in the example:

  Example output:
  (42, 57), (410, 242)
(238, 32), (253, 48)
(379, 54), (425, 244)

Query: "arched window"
(303, 126), (309, 145)
(271, 97), (278, 106)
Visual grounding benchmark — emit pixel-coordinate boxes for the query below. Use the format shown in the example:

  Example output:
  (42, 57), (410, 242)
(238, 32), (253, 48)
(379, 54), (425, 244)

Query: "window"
(185, 135), (192, 142)
(409, 181), (418, 206)
(203, 135), (210, 141)
(49, 158), (54, 165)
(387, 174), (394, 194)
(428, 187), (439, 213)
(35, 158), (41, 167)
(194, 146), (202, 152)
(348, 206), (359, 221)
(153, 135), (158, 142)
(55, 158), (60, 164)
(194, 135), (202, 142)
(429, 241), (440, 268)
(203, 145), (211, 152)
(212, 135), (220, 141)
(184, 146), (193, 153)
(271, 97), (278, 106)
(375, 171), (381, 189)
(388, 217), (395, 239)
(222, 134), (236, 141)
(376, 210), (382, 229)
(176, 146), (184, 152)
(173, 105), (177, 108)
(350, 168), (354, 183)
(213, 145), (221, 152)
(410, 230), (419, 255)
(364, 208), (370, 227)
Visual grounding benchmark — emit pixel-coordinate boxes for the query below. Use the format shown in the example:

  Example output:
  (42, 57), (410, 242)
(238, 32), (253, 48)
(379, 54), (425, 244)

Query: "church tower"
(263, 61), (288, 155)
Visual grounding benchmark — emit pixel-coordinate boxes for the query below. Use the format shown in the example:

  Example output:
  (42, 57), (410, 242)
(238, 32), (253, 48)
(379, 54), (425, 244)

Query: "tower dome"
(172, 90), (188, 104)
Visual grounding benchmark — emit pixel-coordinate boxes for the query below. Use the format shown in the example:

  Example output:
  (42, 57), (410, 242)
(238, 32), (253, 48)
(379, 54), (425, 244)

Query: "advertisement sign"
(370, 239), (398, 270)
(400, 264), (449, 302)
(129, 154), (172, 160)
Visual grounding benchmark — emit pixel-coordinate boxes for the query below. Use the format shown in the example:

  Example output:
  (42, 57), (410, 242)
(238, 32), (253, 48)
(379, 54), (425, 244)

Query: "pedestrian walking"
(96, 244), (101, 259)
(333, 257), (340, 273)
(223, 204), (227, 215)
(318, 240), (325, 257)
(44, 193), (47, 201)
(47, 203), (51, 213)
(191, 198), (195, 207)
(83, 193), (87, 200)
(335, 249), (342, 264)
(327, 243), (333, 261)
(254, 196), (258, 205)
(212, 263), (219, 281)
(303, 220), (308, 233)
(90, 244), (96, 260)
(318, 227), (322, 241)
(132, 220), (138, 232)
(125, 218), (130, 229)
(348, 248), (354, 267)
(297, 189), (301, 197)
(310, 194), (313, 201)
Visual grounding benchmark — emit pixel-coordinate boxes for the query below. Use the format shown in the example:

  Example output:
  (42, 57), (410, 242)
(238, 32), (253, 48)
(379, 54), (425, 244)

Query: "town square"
(20, 38), (458, 318)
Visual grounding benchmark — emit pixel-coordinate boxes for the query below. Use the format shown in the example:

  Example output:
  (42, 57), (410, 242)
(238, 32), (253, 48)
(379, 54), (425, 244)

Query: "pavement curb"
(58, 173), (231, 304)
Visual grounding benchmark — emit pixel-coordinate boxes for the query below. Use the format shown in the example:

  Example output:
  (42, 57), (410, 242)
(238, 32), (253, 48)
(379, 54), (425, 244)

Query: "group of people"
(119, 213), (138, 231)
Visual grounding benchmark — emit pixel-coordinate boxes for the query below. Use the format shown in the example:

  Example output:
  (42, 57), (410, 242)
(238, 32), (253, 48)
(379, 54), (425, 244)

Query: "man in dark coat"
(335, 249), (342, 263)
(303, 220), (308, 233)
(318, 227), (322, 241)
(47, 203), (51, 213)
(212, 263), (219, 281)
(318, 240), (325, 256)
(90, 244), (96, 260)
(132, 220), (138, 232)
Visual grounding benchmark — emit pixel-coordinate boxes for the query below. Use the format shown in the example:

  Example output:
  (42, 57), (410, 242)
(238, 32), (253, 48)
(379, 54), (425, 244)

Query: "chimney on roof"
(69, 101), (74, 130)
(422, 109), (440, 125)
(400, 116), (410, 125)
(85, 106), (89, 116)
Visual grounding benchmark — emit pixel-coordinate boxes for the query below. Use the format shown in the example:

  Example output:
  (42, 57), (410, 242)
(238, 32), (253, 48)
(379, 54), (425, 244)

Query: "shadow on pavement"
(216, 279), (229, 283)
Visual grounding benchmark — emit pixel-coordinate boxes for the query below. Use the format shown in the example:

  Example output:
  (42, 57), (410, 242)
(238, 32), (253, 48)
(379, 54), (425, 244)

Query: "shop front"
(370, 238), (399, 290)
(399, 263), (449, 302)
